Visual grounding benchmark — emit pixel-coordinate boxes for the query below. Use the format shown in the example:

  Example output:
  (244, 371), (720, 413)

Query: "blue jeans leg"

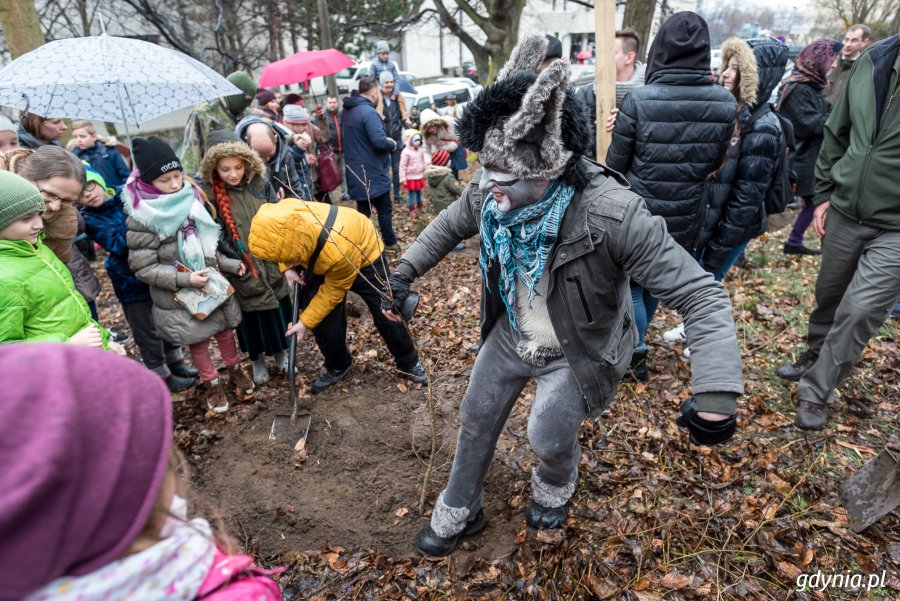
(356, 191), (397, 246)
(711, 241), (748, 282)
(631, 283), (659, 353)
(390, 148), (403, 202)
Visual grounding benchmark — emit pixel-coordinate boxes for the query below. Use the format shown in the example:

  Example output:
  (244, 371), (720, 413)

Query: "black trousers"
(306, 257), (418, 372)
(122, 300), (182, 375)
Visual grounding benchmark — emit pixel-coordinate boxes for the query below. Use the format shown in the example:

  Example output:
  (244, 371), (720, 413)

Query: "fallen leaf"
(659, 573), (690, 590)
(394, 506), (409, 518)
(776, 561), (802, 582)
(535, 528), (566, 545)
(397, 382), (408, 393)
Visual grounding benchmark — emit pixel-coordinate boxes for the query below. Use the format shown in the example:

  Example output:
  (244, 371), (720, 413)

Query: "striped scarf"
(479, 179), (574, 331)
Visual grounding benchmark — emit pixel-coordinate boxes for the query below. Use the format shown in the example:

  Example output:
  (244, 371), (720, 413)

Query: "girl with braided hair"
(200, 130), (292, 386)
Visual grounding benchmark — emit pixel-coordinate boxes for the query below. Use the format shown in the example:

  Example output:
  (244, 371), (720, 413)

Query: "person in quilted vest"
(0, 344), (282, 601)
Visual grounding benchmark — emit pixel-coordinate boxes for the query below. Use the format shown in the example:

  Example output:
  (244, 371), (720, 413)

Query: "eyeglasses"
(37, 185), (78, 204)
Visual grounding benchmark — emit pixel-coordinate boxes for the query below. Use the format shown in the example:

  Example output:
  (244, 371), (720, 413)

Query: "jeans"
(630, 283), (659, 354)
(189, 328), (242, 382)
(441, 317), (586, 515)
(308, 257), (418, 373)
(390, 147), (403, 201)
(799, 209), (900, 405)
(407, 189), (422, 207)
(787, 196), (816, 247)
(697, 241), (748, 283)
(356, 190), (397, 245)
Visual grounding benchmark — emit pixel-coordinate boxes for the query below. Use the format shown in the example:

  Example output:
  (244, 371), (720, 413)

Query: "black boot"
(795, 400), (829, 430)
(525, 500), (570, 530)
(776, 350), (818, 381)
(414, 509), (486, 557)
(165, 373), (198, 393)
(169, 361), (199, 378)
(310, 366), (350, 394)
(629, 350), (648, 382)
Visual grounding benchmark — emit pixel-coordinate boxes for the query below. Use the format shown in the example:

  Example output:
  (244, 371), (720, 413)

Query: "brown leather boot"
(226, 364), (255, 400)
(203, 378), (229, 414)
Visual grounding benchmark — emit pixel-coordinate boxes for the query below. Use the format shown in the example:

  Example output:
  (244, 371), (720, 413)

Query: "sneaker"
(525, 500), (570, 530)
(452, 242), (466, 251)
(777, 350), (818, 381)
(682, 346), (692, 359)
(165, 373), (197, 393)
(251, 358), (271, 385)
(310, 366), (350, 394)
(109, 330), (129, 343)
(663, 322), (686, 342)
(273, 350), (289, 374)
(414, 509), (486, 557)
(226, 365), (255, 400)
(169, 361), (199, 378)
(203, 379), (229, 413)
(402, 361), (427, 385)
(786, 201), (800, 210)
(784, 244), (821, 256)
(795, 400), (828, 430)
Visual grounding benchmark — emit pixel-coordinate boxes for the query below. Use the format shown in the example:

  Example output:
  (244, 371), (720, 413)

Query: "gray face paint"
(479, 167), (549, 212)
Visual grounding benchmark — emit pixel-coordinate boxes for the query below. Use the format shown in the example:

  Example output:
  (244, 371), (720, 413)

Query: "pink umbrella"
(576, 50), (592, 59)
(259, 48), (354, 87)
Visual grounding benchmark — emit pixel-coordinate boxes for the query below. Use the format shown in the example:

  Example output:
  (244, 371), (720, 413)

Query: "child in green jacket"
(0, 170), (122, 353)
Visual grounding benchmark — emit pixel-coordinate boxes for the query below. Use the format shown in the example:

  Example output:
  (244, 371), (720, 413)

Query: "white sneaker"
(663, 323), (686, 342)
(251, 358), (271, 385)
(682, 346), (692, 359)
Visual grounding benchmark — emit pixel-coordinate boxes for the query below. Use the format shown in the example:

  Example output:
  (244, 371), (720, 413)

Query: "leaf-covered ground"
(95, 188), (899, 600)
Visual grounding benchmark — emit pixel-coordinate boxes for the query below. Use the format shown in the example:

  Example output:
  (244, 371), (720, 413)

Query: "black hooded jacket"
(697, 38), (789, 271)
(605, 12), (737, 250)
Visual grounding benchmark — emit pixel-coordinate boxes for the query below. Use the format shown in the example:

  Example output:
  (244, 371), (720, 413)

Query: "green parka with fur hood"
(200, 136), (289, 312)
(425, 163), (464, 213)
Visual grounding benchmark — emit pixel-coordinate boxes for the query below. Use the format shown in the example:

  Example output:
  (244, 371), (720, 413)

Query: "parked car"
(461, 60), (479, 82)
(435, 76), (483, 97)
(403, 81), (472, 114)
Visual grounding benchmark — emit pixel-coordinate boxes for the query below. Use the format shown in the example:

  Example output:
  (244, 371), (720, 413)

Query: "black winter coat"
(605, 68), (737, 249)
(697, 38), (788, 271)
(778, 81), (831, 198)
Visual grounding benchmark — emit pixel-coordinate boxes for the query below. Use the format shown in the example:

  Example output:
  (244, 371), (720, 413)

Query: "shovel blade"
(840, 450), (900, 533)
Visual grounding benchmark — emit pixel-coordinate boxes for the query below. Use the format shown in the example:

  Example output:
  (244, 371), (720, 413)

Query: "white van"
(403, 81), (473, 114)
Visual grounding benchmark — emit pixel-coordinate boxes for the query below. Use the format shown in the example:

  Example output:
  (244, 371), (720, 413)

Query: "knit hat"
(204, 128), (242, 152)
(83, 163), (114, 197)
(0, 344), (172, 598)
(410, 133), (422, 146)
(376, 40), (390, 54)
(282, 104), (310, 123)
(431, 149), (450, 166)
(223, 71), (257, 115)
(379, 70), (394, 84)
(0, 112), (17, 134)
(132, 136), (182, 184)
(0, 170), (46, 231)
(458, 35), (592, 187)
(256, 90), (277, 106)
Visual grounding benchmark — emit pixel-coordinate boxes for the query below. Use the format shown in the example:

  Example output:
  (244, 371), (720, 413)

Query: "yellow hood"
(249, 198), (384, 328)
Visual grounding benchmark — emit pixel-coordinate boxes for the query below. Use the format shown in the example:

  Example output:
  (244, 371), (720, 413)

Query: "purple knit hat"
(0, 344), (172, 599)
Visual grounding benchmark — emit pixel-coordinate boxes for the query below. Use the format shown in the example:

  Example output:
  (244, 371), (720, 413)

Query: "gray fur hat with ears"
(458, 36), (592, 188)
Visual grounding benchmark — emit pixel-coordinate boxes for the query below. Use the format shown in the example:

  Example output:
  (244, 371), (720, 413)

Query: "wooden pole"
(316, 0), (338, 98)
(594, 0), (616, 162)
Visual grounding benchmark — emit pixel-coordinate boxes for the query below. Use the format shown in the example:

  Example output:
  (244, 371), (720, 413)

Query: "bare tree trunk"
(76, 0), (91, 36)
(622, 0), (657, 63)
(0, 0), (45, 58)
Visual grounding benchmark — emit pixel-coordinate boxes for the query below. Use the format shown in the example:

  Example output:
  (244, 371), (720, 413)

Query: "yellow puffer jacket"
(248, 199), (384, 329)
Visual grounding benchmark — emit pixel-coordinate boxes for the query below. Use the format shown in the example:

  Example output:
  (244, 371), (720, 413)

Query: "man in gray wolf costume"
(384, 35), (744, 556)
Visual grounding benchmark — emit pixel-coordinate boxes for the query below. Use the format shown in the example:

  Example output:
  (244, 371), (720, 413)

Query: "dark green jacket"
(815, 35), (900, 231)
(425, 164), (464, 213)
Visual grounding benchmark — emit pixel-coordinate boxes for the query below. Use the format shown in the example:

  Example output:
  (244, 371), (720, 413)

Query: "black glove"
(382, 271), (412, 315)
(676, 397), (736, 446)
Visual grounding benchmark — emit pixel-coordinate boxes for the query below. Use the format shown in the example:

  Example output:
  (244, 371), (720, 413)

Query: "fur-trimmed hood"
(720, 37), (759, 107)
(419, 109), (452, 133)
(199, 140), (266, 186)
(425, 163), (452, 183)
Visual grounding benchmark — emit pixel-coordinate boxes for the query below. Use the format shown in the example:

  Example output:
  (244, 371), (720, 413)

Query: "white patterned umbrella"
(0, 34), (241, 139)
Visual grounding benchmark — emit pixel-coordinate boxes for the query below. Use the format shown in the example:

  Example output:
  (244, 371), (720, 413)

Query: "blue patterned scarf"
(479, 180), (574, 330)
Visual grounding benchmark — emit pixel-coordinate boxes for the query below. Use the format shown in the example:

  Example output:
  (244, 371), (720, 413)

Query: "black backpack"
(744, 102), (797, 215)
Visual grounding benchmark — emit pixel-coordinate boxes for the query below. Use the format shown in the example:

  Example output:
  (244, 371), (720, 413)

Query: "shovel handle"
(288, 282), (301, 420)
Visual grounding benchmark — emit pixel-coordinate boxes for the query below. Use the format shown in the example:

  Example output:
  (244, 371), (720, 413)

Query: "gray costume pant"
(799, 209), (900, 406)
(442, 316), (587, 515)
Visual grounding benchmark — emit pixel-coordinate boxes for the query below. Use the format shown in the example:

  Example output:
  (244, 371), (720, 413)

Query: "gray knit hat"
(0, 170), (45, 231)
